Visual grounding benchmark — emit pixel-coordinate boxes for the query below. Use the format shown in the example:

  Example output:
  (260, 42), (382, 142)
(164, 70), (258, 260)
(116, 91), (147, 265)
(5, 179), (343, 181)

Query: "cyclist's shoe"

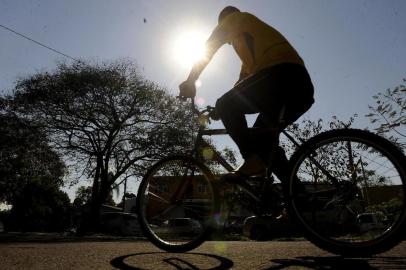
(236, 154), (267, 176)
(221, 155), (266, 184)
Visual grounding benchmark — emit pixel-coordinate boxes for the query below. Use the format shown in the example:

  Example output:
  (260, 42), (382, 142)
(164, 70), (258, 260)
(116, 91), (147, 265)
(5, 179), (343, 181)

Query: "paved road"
(0, 240), (405, 270)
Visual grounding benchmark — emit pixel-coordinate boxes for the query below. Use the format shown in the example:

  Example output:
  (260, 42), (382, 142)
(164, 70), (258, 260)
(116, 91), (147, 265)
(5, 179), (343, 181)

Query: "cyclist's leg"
(252, 114), (290, 182)
(252, 64), (314, 183)
(215, 63), (314, 174)
(215, 69), (276, 160)
(215, 91), (256, 160)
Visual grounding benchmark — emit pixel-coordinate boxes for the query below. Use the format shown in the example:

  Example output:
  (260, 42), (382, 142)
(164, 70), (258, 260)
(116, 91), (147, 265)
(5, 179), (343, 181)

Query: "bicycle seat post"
(265, 167), (273, 181)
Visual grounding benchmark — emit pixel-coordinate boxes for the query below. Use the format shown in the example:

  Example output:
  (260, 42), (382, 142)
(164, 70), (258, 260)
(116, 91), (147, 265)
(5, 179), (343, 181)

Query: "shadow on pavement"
(263, 256), (406, 270)
(0, 232), (145, 243)
(110, 252), (234, 270)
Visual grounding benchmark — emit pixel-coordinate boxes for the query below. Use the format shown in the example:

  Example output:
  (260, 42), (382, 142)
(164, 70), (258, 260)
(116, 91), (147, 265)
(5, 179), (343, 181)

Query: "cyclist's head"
(218, 6), (240, 24)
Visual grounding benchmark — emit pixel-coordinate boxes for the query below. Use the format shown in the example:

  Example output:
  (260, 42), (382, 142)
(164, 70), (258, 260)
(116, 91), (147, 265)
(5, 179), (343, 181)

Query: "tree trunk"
(99, 177), (111, 207)
(99, 165), (115, 207)
(82, 155), (103, 234)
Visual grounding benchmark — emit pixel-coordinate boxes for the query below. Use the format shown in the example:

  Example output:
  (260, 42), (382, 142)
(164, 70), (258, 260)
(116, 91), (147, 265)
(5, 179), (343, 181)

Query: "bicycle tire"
(136, 155), (219, 253)
(288, 129), (406, 256)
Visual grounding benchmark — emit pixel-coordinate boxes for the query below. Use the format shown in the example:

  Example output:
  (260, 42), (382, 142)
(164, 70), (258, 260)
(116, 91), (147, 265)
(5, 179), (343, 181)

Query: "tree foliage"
(9, 59), (197, 221)
(0, 112), (65, 203)
(284, 115), (394, 189)
(366, 79), (405, 150)
(282, 115), (391, 186)
(73, 185), (115, 207)
(283, 114), (358, 157)
(0, 112), (70, 232)
(5, 176), (72, 232)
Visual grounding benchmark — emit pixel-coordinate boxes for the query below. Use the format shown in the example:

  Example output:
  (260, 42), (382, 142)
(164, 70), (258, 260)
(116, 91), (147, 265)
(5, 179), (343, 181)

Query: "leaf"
(382, 104), (390, 113)
(388, 123), (401, 128)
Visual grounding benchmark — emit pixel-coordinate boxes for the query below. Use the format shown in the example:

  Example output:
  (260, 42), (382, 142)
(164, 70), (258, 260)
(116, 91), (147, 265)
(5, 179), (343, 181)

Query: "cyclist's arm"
(234, 64), (250, 86)
(186, 28), (228, 82)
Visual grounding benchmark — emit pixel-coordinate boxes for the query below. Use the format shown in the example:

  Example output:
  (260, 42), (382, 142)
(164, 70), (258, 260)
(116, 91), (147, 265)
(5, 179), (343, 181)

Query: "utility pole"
(122, 178), (127, 212)
(359, 157), (370, 206)
(347, 141), (358, 183)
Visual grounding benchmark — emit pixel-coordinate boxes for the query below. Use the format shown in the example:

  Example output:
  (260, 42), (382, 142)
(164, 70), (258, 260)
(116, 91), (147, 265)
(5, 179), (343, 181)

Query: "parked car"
(357, 212), (387, 233)
(100, 212), (141, 236)
(157, 218), (203, 235)
(223, 217), (246, 234)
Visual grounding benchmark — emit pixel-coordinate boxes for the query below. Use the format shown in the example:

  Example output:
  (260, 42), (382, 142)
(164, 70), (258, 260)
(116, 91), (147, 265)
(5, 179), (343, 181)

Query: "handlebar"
(177, 96), (219, 121)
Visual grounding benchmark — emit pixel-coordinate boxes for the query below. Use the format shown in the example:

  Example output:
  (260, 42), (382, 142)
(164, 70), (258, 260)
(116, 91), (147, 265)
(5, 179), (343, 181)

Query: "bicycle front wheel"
(288, 129), (406, 256)
(136, 155), (219, 252)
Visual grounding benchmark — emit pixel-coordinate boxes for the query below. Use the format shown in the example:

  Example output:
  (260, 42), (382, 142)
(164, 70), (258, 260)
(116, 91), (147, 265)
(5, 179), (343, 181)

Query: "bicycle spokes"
(138, 157), (216, 248)
(291, 130), (405, 249)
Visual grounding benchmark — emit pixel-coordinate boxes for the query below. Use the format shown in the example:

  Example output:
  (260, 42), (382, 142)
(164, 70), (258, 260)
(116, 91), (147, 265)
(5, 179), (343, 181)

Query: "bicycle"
(136, 99), (406, 256)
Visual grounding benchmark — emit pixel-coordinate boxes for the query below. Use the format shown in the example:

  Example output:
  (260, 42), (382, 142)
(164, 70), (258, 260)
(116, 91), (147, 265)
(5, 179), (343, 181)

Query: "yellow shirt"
(206, 12), (304, 77)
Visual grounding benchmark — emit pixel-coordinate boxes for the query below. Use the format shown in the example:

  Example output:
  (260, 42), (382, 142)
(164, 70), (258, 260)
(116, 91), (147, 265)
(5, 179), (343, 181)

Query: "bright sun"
(172, 31), (207, 68)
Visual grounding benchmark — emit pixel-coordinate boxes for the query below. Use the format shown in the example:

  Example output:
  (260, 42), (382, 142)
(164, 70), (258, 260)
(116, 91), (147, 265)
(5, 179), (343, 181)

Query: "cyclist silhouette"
(179, 6), (314, 181)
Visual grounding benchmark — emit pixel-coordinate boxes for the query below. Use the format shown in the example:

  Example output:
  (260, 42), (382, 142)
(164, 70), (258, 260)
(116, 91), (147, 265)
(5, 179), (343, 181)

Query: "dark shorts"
(215, 63), (314, 158)
(218, 63), (314, 129)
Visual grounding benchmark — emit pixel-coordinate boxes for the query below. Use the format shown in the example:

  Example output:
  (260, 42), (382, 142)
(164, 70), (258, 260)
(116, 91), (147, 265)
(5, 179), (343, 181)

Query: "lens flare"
(195, 96), (206, 106)
(202, 147), (214, 160)
(195, 79), (202, 88)
(214, 242), (227, 253)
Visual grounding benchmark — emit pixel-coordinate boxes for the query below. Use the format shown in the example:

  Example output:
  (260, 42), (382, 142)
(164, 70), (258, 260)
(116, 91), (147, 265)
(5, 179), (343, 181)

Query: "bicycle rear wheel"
(136, 155), (219, 252)
(288, 129), (406, 256)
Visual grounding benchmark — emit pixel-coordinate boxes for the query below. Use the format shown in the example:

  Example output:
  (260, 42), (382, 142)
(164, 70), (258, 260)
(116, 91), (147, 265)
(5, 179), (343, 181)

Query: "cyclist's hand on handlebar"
(207, 106), (220, 121)
(179, 80), (196, 100)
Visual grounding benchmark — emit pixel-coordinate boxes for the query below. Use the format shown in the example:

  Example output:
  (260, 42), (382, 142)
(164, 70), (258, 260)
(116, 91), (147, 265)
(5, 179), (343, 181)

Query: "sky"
(1, 0), (406, 201)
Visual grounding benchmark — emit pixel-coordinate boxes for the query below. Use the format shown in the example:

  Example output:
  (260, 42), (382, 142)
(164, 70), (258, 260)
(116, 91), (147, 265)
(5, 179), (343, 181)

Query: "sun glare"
(172, 31), (207, 68)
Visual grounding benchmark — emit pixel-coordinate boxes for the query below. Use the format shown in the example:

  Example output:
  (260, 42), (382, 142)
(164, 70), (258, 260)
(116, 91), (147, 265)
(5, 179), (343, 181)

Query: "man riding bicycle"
(179, 6), (314, 181)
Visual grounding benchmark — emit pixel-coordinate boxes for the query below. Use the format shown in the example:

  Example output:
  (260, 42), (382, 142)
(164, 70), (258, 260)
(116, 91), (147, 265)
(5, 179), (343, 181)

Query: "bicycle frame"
(186, 103), (287, 204)
(139, 100), (406, 255)
(185, 101), (341, 205)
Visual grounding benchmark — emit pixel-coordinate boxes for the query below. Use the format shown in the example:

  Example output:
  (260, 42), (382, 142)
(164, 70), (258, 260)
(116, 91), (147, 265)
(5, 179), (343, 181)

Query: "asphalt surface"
(0, 240), (406, 270)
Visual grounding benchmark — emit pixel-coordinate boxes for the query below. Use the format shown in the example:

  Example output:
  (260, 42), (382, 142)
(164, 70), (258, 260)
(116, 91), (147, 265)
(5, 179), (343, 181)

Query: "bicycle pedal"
(221, 173), (246, 184)
(246, 175), (265, 182)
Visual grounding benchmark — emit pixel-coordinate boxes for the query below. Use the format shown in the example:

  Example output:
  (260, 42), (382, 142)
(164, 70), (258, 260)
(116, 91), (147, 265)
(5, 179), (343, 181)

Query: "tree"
(283, 115), (358, 158)
(0, 112), (65, 204)
(73, 186), (93, 208)
(5, 176), (72, 232)
(281, 115), (392, 187)
(0, 112), (70, 232)
(73, 185), (115, 208)
(9, 59), (197, 228)
(366, 79), (405, 150)
(284, 115), (393, 189)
